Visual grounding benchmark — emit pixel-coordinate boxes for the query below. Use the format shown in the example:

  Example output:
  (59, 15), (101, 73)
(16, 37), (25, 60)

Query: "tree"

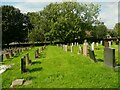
(113, 22), (120, 37)
(40, 2), (100, 43)
(91, 24), (107, 39)
(2, 5), (32, 45)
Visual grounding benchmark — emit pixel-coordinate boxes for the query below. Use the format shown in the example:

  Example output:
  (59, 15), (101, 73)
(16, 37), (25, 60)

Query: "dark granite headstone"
(104, 47), (116, 68)
(21, 56), (27, 73)
(0, 54), (3, 62)
(88, 49), (97, 62)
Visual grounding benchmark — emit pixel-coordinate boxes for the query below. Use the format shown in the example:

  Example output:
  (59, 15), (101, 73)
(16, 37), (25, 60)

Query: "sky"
(0, 0), (120, 29)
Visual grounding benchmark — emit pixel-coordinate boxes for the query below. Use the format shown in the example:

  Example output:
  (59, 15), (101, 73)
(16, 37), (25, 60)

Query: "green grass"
(2, 44), (119, 88)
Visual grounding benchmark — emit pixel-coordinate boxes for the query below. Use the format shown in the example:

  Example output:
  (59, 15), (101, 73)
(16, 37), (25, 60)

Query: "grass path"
(2, 45), (119, 88)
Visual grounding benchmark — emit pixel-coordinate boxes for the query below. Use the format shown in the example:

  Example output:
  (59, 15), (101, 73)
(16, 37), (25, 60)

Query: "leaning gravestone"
(88, 48), (97, 62)
(34, 50), (39, 59)
(104, 47), (116, 68)
(21, 56), (27, 73)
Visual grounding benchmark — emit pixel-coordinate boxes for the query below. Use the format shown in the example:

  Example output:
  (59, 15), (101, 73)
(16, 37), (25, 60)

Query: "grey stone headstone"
(21, 56), (27, 73)
(88, 48), (97, 62)
(26, 53), (32, 66)
(104, 47), (116, 68)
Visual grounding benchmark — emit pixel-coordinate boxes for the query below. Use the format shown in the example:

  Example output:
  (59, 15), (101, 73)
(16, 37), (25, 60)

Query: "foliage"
(28, 2), (101, 43)
(91, 24), (107, 39)
(113, 22), (120, 36)
(2, 5), (32, 45)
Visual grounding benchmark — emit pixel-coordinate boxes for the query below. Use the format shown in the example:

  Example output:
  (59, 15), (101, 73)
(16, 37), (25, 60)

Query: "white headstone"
(100, 41), (103, 45)
(77, 42), (78, 46)
(72, 43), (73, 46)
(64, 45), (67, 52)
(96, 42), (99, 46)
(71, 46), (73, 53)
(91, 42), (94, 51)
(108, 41), (111, 47)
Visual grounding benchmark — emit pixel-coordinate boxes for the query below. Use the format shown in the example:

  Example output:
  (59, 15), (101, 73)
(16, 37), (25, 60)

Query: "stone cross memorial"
(104, 47), (116, 68)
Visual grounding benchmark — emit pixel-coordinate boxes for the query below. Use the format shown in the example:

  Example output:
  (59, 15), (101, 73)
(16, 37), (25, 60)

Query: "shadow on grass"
(97, 59), (104, 62)
(32, 61), (41, 65)
(29, 67), (43, 73)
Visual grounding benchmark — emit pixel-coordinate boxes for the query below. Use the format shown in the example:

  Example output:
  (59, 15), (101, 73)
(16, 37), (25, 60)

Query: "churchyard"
(0, 41), (119, 88)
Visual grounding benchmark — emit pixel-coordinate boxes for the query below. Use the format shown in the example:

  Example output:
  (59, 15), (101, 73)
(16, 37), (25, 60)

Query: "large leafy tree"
(2, 5), (31, 45)
(41, 2), (100, 43)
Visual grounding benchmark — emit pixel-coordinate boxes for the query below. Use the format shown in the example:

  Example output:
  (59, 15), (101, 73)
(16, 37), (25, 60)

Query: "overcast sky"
(0, 0), (120, 29)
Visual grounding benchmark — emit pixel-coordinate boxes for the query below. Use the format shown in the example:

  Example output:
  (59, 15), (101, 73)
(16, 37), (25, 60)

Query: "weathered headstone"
(21, 56), (27, 73)
(83, 41), (88, 56)
(9, 50), (14, 57)
(88, 48), (97, 62)
(64, 45), (67, 52)
(5, 53), (10, 59)
(26, 53), (32, 66)
(78, 45), (82, 54)
(34, 50), (38, 59)
(104, 47), (116, 68)
(104, 41), (109, 47)
(96, 42), (99, 46)
(70, 46), (73, 53)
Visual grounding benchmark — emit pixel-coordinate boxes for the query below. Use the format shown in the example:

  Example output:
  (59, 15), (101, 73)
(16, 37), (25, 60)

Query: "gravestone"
(104, 41), (109, 47)
(96, 42), (99, 46)
(21, 56), (27, 73)
(71, 46), (73, 53)
(0, 54), (3, 62)
(83, 41), (88, 56)
(72, 43), (73, 46)
(26, 53), (32, 66)
(91, 42), (94, 51)
(104, 47), (116, 68)
(5, 53), (10, 59)
(64, 45), (67, 52)
(77, 42), (78, 46)
(34, 50), (39, 59)
(108, 41), (111, 48)
(78, 45), (82, 54)
(100, 40), (103, 45)
(10, 50), (14, 57)
(88, 48), (97, 62)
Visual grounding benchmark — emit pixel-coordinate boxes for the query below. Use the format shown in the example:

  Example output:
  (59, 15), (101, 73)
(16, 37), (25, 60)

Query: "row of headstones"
(57, 40), (116, 68)
(21, 45), (46, 74)
(0, 47), (31, 62)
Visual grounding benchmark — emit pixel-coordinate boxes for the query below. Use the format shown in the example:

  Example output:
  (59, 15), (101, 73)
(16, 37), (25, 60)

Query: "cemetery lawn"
(2, 45), (119, 88)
